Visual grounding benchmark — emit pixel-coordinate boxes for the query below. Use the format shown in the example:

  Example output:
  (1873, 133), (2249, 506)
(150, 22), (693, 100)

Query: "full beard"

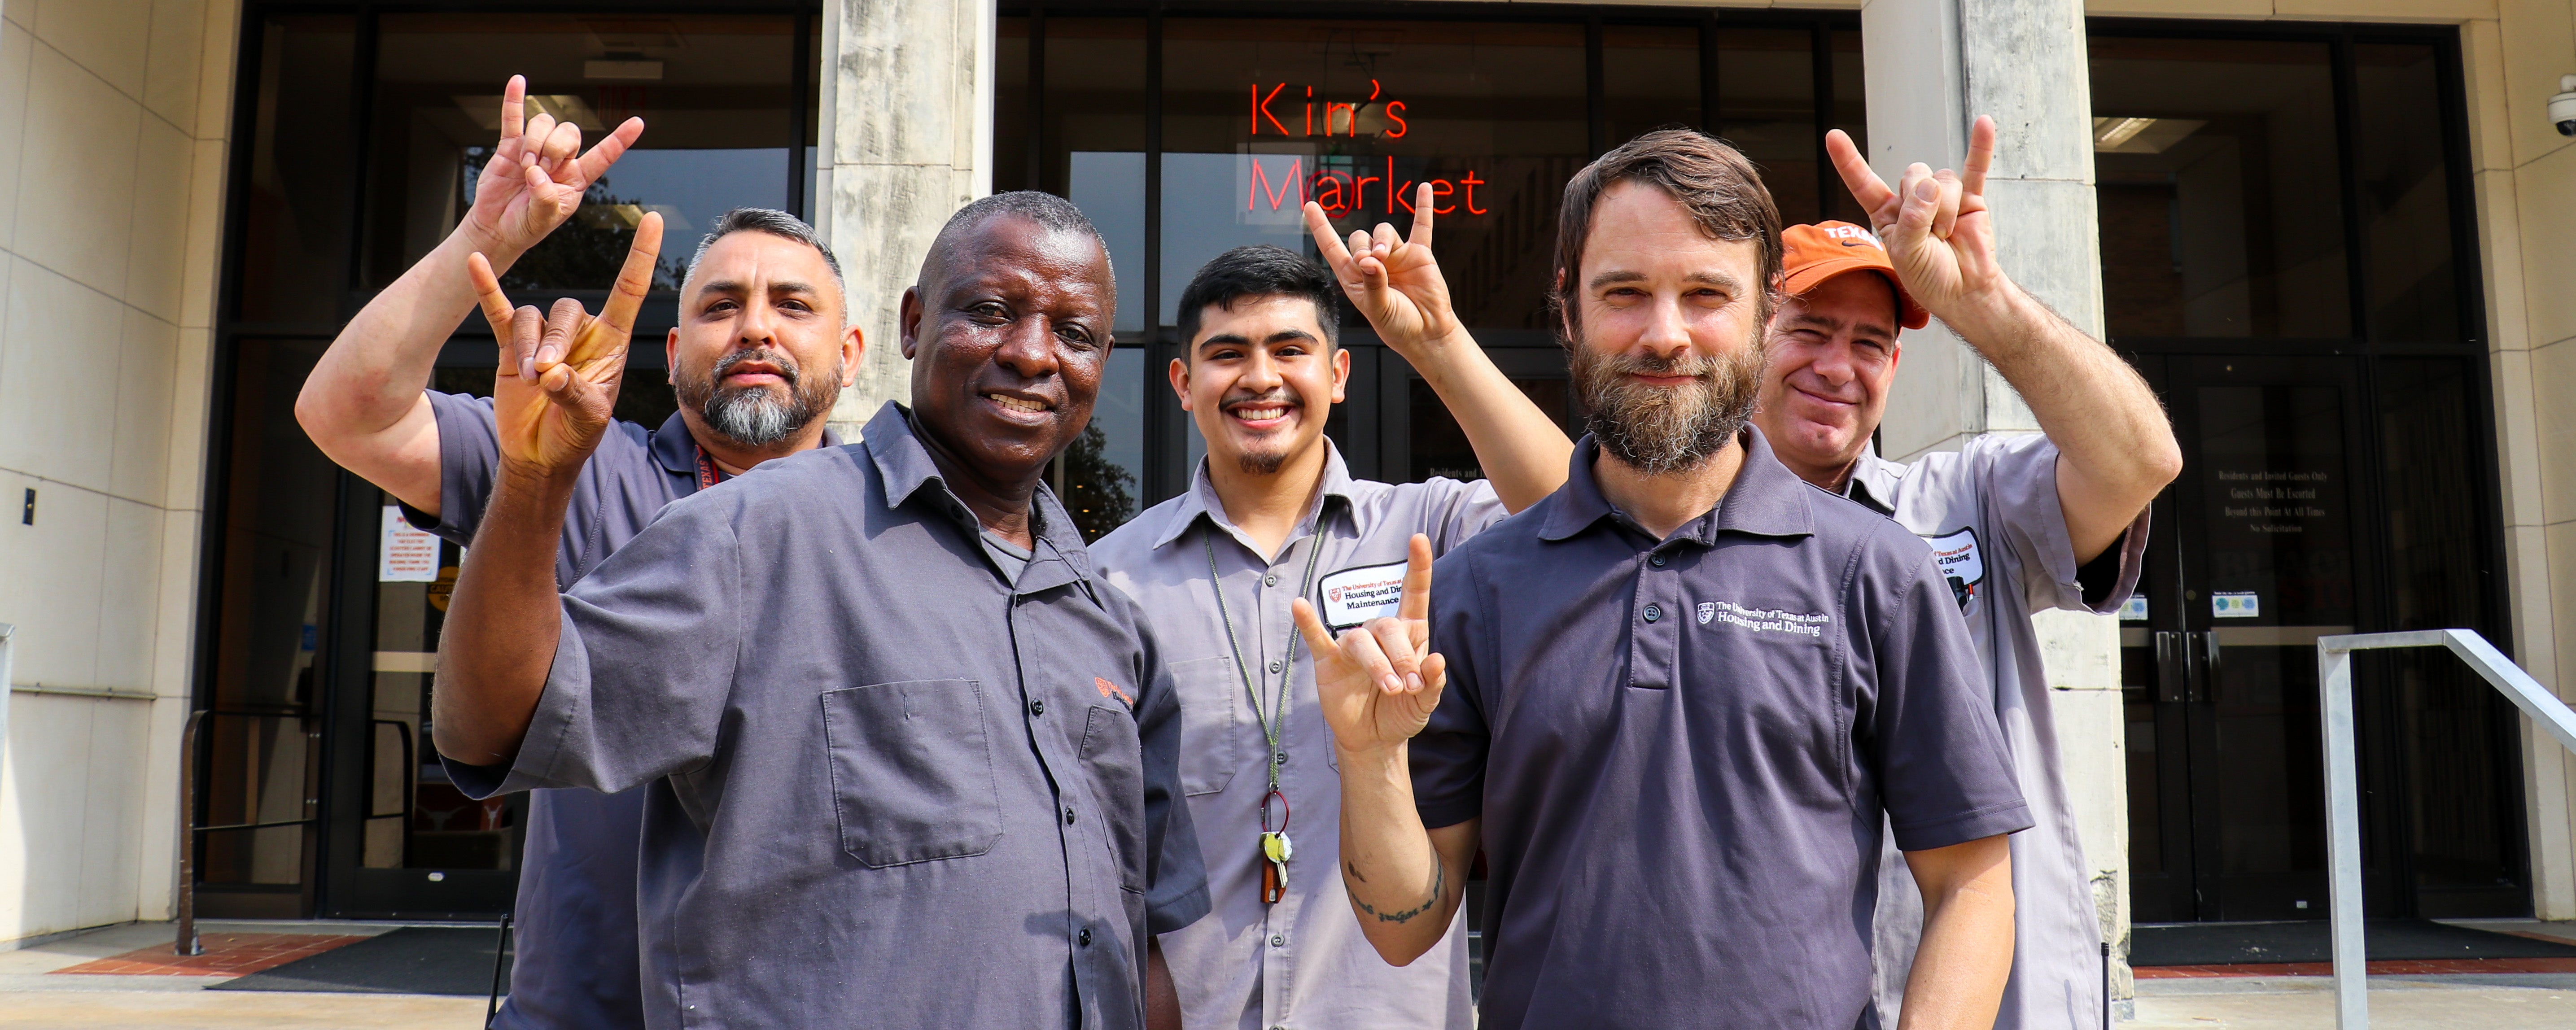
(676, 348), (842, 448)
(1569, 332), (1766, 476)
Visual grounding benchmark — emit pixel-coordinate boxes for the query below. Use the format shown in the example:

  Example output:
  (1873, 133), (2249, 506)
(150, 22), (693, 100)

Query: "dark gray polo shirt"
(451, 402), (1208, 1030)
(1411, 428), (2032, 1030)
(412, 390), (833, 1030)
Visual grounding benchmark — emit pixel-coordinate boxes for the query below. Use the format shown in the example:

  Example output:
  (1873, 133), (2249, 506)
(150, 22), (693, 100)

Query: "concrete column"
(816, 0), (997, 435)
(1860, 0), (2133, 1014)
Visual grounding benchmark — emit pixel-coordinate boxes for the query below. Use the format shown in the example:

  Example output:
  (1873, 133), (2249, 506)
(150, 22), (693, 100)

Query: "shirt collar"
(1840, 439), (1904, 517)
(649, 409), (844, 479)
(1538, 424), (1816, 545)
(859, 401), (1092, 589)
(1146, 437), (1359, 551)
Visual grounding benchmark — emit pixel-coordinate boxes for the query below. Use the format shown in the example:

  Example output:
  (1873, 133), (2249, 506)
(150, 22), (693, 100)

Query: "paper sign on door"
(380, 506), (440, 582)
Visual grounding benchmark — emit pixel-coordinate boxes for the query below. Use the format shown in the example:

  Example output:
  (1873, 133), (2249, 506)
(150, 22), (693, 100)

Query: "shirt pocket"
(1167, 655), (1241, 796)
(1079, 705), (1146, 893)
(820, 679), (1003, 868)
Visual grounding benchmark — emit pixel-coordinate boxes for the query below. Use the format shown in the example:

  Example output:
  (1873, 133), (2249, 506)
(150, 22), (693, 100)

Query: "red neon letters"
(1245, 79), (1481, 218)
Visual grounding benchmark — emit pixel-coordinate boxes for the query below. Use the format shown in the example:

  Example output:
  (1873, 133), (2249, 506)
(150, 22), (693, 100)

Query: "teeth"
(986, 393), (1045, 414)
(1232, 407), (1288, 420)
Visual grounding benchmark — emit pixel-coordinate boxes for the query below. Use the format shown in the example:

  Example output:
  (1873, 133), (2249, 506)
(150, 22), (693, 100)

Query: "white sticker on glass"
(380, 505), (440, 583)
(2211, 591), (2260, 618)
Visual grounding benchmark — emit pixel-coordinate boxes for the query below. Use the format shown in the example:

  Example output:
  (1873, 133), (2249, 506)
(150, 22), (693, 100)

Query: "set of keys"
(1259, 829), (1294, 904)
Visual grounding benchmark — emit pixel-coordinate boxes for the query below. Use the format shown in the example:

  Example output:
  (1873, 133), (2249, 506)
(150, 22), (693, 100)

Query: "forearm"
(1897, 839), (2016, 1030)
(301, 225), (525, 439)
(1404, 331), (1574, 512)
(431, 465), (574, 766)
(1334, 742), (1464, 964)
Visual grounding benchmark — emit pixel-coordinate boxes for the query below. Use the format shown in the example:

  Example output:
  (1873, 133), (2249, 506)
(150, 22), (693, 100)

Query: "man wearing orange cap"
(1754, 118), (2183, 1028)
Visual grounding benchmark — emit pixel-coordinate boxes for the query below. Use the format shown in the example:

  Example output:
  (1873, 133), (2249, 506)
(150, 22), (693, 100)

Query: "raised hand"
(460, 75), (647, 258)
(1824, 115), (2006, 316)
(468, 212), (662, 478)
(1305, 184), (1462, 358)
(1295, 534), (1448, 755)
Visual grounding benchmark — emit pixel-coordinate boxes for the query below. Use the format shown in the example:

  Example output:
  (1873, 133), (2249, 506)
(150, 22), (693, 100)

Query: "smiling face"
(668, 231), (861, 449)
(1172, 294), (1350, 476)
(1754, 271), (1902, 486)
(899, 214), (1115, 488)
(1562, 180), (1771, 475)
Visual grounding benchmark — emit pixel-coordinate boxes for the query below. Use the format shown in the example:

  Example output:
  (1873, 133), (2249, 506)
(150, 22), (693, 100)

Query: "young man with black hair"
(1092, 191), (1572, 1029)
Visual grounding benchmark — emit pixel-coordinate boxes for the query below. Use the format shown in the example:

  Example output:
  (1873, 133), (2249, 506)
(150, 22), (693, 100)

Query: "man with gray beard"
(297, 83), (857, 1024)
(1299, 130), (2030, 1030)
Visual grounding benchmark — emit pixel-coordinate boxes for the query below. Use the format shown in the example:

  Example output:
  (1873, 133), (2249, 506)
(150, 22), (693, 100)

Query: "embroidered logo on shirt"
(1696, 600), (1830, 637)
(1318, 561), (1408, 631)
(1922, 526), (1985, 611)
(1095, 676), (1135, 708)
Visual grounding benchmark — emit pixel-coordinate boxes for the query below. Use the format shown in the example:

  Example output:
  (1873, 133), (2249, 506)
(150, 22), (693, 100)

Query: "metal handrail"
(2317, 629), (2576, 1028)
(175, 709), (322, 956)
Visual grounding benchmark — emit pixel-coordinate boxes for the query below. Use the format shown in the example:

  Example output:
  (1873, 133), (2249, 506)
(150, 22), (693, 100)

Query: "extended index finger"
(1397, 533), (1434, 622)
(1961, 114), (1996, 198)
(597, 211), (664, 336)
(466, 252), (518, 337)
(1406, 182), (1434, 250)
(1825, 129), (1896, 217)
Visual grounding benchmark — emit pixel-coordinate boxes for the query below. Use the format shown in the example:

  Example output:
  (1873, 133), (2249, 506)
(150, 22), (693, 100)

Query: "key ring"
(1262, 789), (1290, 835)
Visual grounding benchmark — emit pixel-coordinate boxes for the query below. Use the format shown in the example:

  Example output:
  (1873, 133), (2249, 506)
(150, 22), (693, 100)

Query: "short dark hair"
(923, 190), (1113, 286)
(1175, 245), (1339, 352)
(685, 207), (843, 292)
(1548, 130), (1784, 336)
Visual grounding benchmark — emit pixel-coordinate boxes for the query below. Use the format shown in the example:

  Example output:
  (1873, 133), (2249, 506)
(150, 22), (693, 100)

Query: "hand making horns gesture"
(461, 75), (647, 257)
(1824, 114), (2004, 316)
(466, 211), (664, 478)
(1294, 534), (1448, 752)
(1304, 183), (1461, 356)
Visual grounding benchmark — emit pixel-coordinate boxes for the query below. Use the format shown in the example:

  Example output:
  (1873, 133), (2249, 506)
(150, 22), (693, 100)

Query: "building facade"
(2, 0), (2571, 1013)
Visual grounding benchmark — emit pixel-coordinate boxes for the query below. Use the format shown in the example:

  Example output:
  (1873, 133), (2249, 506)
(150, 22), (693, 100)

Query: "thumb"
(539, 361), (615, 434)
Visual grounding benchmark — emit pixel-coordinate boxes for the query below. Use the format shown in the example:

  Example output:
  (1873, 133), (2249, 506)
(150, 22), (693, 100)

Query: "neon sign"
(1243, 79), (1487, 218)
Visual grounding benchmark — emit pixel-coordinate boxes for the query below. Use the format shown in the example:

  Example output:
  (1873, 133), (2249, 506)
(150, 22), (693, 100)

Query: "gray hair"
(684, 207), (844, 296)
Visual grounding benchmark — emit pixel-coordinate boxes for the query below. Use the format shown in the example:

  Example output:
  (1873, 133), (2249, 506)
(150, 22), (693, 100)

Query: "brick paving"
(2137, 956), (2576, 978)
(47, 934), (368, 978)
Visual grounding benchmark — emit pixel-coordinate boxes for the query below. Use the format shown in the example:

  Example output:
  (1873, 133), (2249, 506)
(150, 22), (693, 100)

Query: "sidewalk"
(0, 921), (484, 1029)
(2125, 919), (2576, 1028)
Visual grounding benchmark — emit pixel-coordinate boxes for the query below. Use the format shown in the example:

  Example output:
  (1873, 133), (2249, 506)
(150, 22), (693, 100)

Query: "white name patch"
(1922, 527), (1985, 610)
(1697, 600), (1830, 637)
(1318, 561), (1408, 631)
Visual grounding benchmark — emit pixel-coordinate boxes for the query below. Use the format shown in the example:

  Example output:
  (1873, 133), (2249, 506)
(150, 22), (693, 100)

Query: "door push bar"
(2316, 629), (2576, 1029)
(2154, 630), (2221, 703)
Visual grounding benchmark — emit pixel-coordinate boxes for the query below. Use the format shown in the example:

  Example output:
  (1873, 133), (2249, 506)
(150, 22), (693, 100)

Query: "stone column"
(816, 0), (997, 436)
(1859, 0), (2134, 1015)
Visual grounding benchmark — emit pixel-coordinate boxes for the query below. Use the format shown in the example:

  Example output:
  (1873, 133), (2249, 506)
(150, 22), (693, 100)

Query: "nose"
(1808, 338), (1857, 387)
(1636, 291), (1693, 360)
(992, 315), (1063, 381)
(737, 294), (779, 348)
(1239, 348), (1285, 393)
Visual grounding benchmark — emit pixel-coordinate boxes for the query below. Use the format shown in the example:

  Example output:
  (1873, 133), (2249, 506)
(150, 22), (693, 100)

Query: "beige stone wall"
(0, 0), (236, 946)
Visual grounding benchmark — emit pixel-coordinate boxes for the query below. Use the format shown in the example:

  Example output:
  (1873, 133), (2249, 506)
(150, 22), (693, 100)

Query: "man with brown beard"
(1294, 130), (2030, 1029)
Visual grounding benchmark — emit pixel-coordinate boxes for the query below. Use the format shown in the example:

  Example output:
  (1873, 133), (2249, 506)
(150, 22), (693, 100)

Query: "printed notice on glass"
(380, 505), (440, 582)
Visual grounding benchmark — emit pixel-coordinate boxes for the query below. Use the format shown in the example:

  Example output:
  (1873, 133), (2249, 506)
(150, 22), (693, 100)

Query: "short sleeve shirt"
(410, 391), (842, 1029)
(1410, 428), (2032, 1030)
(1845, 435), (2147, 1030)
(451, 402), (1208, 1030)
(1092, 441), (1501, 1030)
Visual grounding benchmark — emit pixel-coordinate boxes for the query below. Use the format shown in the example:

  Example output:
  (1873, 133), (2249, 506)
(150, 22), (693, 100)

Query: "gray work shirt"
(450, 402), (1209, 1030)
(1093, 441), (1496, 1030)
(411, 390), (836, 1029)
(1845, 436), (2147, 1030)
(1410, 428), (2033, 1030)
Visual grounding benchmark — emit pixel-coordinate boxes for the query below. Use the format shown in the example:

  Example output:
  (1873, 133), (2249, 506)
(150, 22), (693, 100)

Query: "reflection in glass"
(1717, 29), (1818, 222)
(1408, 375), (1572, 484)
(367, 499), (517, 870)
(1062, 349), (1146, 541)
(1161, 19), (1592, 330)
(2353, 44), (2459, 343)
(2092, 38), (2349, 339)
(236, 16), (357, 325)
(1603, 24), (1702, 147)
(363, 13), (805, 293)
(2120, 638), (2162, 876)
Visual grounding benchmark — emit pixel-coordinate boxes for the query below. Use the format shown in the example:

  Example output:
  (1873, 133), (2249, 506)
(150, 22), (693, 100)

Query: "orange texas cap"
(1780, 221), (1929, 331)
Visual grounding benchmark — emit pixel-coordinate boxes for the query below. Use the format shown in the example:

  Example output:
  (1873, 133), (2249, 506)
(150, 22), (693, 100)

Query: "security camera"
(2555, 74), (2576, 137)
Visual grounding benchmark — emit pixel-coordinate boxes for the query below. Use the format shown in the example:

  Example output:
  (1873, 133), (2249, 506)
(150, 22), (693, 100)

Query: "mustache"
(1220, 388), (1300, 410)
(710, 347), (800, 389)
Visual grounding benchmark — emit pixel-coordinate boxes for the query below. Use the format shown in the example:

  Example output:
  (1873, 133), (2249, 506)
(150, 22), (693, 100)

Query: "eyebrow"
(1584, 268), (1746, 292)
(1197, 328), (1320, 351)
(695, 279), (822, 297)
(1781, 308), (1897, 339)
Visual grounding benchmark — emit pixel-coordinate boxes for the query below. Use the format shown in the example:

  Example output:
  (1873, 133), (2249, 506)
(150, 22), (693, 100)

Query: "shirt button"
(1029, 699), (1046, 716)
(1270, 934), (1286, 947)
(1078, 927), (1093, 947)
(1264, 574), (1278, 587)
(1063, 807), (1077, 825)
(1649, 553), (1668, 568)
(1274, 751), (1289, 767)
(1268, 660), (1283, 674)
(1643, 603), (1664, 623)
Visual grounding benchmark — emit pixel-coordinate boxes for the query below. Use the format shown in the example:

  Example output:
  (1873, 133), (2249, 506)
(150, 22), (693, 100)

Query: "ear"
(1553, 268), (1577, 343)
(664, 327), (681, 384)
(1167, 357), (1193, 411)
(1329, 346), (1351, 406)
(897, 286), (924, 360)
(840, 324), (865, 388)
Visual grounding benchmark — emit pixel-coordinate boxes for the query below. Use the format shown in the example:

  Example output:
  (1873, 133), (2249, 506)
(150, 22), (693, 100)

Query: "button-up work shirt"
(1093, 442), (1501, 1030)
(1411, 429), (2033, 1030)
(1844, 435), (2148, 1030)
(409, 392), (835, 1030)
(452, 402), (1208, 1030)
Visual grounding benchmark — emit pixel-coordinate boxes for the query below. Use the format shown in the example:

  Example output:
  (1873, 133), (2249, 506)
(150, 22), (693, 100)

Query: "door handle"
(2193, 630), (2222, 705)
(2155, 631), (2188, 703)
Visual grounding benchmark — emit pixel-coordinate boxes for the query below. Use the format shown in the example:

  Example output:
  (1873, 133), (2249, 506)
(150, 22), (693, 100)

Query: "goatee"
(676, 347), (842, 448)
(1568, 332), (1765, 476)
